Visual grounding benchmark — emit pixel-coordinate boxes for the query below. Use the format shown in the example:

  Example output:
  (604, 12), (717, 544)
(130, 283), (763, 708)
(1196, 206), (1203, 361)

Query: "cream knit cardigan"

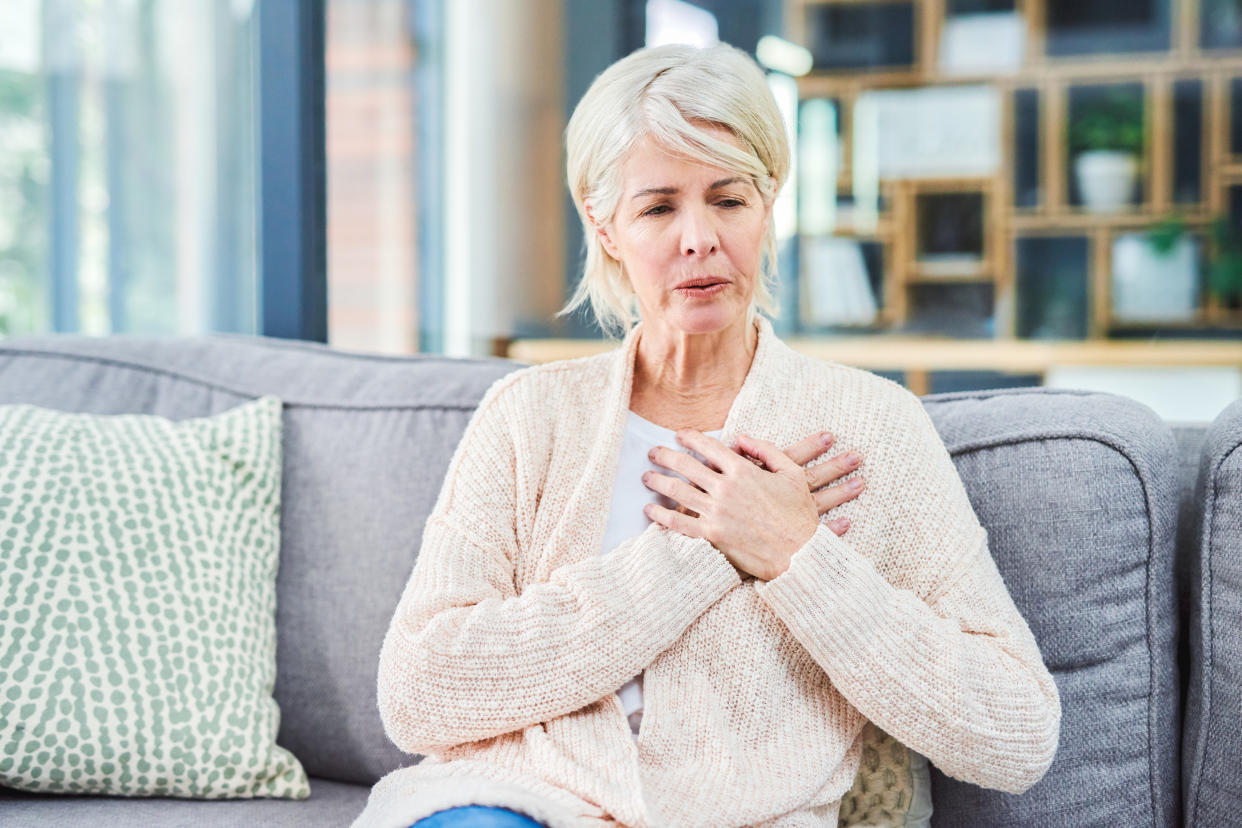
(353, 315), (1061, 828)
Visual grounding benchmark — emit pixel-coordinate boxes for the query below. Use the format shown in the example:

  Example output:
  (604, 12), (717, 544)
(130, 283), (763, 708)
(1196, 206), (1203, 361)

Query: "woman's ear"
(584, 200), (620, 260)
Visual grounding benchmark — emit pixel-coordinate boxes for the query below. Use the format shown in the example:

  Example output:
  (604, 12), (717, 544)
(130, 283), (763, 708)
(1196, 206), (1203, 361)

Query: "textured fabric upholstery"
(1183, 398), (1242, 827)
(0, 335), (519, 786)
(0, 335), (1203, 827)
(0, 776), (369, 826)
(921, 388), (1180, 828)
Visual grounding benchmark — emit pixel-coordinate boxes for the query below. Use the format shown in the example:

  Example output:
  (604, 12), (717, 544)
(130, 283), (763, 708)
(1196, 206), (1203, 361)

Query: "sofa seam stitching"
(1188, 438), (1241, 826)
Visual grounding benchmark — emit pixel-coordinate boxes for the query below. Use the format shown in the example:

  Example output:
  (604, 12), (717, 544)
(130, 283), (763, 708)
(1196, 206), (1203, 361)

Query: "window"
(0, 0), (327, 341)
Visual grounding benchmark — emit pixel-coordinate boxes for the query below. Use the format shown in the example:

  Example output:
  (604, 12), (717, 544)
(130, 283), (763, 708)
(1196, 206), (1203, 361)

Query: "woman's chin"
(666, 303), (745, 335)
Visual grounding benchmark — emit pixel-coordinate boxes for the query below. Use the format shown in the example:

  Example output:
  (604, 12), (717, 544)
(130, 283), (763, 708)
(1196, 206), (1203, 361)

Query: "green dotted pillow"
(838, 723), (933, 828)
(0, 396), (309, 799)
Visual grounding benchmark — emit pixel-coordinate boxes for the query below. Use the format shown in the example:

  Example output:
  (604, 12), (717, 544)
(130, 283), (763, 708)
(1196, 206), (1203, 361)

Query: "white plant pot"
(1075, 150), (1138, 213)
(1111, 233), (1199, 322)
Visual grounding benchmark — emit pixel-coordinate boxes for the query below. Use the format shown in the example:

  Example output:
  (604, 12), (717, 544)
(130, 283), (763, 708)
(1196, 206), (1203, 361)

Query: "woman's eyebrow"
(630, 177), (746, 200)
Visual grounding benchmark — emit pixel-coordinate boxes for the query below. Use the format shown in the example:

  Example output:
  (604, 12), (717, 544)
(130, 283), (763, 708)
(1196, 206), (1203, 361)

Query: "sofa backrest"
(0, 336), (1193, 827)
(1182, 397), (1242, 827)
(0, 334), (519, 785)
(921, 387), (1180, 828)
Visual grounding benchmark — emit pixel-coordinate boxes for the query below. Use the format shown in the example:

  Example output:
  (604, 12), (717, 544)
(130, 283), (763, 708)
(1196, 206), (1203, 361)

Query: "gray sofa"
(0, 333), (1234, 827)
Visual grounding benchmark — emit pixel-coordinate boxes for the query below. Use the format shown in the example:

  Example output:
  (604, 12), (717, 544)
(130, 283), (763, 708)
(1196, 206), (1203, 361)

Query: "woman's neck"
(628, 316), (758, 432)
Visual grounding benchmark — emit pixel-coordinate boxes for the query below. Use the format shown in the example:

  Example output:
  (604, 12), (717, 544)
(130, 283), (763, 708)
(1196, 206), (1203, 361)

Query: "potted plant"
(1069, 89), (1144, 213)
(1207, 216), (1242, 309)
(1113, 215), (1199, 322)
(1133, 215), (1242, 319)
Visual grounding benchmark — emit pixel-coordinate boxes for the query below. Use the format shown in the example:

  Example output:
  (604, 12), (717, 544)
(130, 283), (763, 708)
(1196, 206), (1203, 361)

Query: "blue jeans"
(409, 805), (547, 827)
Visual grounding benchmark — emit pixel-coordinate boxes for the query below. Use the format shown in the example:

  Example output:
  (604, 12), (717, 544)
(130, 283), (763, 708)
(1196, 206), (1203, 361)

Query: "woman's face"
(595, 126), (771, 336)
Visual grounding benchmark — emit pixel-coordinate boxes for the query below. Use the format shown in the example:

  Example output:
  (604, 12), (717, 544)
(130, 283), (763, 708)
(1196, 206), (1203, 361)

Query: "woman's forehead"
(621, 131), (752, 193)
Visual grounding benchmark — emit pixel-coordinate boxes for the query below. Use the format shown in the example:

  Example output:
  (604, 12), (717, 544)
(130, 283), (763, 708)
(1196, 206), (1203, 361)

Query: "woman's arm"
(376, 374), (740, 757)
(751, 394), (1061, 795)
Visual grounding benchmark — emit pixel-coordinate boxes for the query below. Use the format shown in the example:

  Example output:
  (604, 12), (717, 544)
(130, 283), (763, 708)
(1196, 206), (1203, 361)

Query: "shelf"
(796, 54), (1242, 96)
(506, 337), (1242, 373)
(911, 258), (990, 281)
(1108, 318), (1235, 329)
(1009, 210), (1212, 230)
(787, 0), (1242, 345)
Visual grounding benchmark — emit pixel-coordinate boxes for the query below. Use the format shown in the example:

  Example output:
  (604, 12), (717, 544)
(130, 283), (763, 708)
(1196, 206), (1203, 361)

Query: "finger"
(805, 450), (863, 492)
(649, 444), (721, 491)
(674, 430), (747, 475)
(644, 501), (705, 538)
(811, 476), (866, 516)
(782, 430), (835, 467)
(734, 434), (799, 475)
(643, 470), (710, 514)
(828, 517), (851, 536)
(731, 443), (764, 468)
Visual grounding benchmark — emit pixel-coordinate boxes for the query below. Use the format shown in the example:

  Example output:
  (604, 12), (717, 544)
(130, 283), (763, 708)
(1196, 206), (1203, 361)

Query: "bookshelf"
(787, 0), (1242, 339)
(507, 1), (1242, 396)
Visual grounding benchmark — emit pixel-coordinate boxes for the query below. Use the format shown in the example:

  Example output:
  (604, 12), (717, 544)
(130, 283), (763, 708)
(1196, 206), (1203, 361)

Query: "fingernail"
(821, 432), (834, 446)
(847, 477), (864, 492)
(648, 448), (657, 461)
(845, 452), (860, 467)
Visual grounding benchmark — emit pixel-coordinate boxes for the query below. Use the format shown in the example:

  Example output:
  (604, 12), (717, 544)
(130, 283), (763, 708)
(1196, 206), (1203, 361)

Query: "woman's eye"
(717, 198), (745, 208)
(642, 205), (671, 217)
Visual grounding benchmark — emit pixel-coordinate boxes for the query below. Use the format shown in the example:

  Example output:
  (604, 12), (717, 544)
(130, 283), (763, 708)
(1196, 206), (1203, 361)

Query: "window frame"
(257, 0), (328, 342)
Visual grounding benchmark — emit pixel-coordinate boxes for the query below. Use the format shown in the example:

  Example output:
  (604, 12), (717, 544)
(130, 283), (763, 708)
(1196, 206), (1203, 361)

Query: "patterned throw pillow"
(838, 722), (933, 828)
(0, 397), (309, 799)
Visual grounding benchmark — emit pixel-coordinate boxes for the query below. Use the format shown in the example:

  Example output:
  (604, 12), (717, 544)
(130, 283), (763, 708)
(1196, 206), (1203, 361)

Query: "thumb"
(736, 433), (796, 474)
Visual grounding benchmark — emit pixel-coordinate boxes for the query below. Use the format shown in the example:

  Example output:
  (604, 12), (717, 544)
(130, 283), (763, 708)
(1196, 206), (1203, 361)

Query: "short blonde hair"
(558, 43), (790, 338)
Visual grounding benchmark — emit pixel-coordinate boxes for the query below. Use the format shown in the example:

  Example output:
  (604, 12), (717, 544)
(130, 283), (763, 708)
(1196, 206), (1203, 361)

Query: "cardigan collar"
(608, 312), (782, 445)
(559, 312), (787, 571)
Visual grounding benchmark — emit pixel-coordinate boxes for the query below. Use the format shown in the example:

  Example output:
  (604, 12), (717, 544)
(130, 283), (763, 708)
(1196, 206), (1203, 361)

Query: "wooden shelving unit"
(508, 2), (1242, 391)
(506, 336), (1242, 395)
(787, 0), (1242, 340)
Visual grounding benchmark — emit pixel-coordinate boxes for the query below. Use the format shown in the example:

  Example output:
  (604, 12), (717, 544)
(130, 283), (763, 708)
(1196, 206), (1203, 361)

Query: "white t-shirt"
(599, 410), (724, 739)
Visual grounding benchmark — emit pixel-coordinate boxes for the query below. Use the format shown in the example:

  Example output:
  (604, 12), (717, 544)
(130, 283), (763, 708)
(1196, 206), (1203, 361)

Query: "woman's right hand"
(734, 431), (863, 536)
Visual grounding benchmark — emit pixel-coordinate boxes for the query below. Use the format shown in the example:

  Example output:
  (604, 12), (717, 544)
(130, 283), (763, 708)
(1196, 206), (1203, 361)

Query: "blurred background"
(2, 0), (1242, 419)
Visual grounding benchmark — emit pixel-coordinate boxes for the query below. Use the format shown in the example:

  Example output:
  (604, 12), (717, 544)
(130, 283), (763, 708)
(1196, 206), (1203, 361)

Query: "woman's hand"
(643, 430), (864, 581)
(667, 430), (865, 533)
(759, 430), (864, 533)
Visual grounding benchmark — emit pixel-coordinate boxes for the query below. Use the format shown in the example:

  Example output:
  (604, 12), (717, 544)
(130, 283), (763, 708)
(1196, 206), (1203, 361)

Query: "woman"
(353, 43), (1060, 828)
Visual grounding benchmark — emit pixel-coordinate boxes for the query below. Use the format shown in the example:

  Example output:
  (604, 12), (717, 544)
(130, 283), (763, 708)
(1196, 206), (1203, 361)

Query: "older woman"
(353, 43), (1060, 828)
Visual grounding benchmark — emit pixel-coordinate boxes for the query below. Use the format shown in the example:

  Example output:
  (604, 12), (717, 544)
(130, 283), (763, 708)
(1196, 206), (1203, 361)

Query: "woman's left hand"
(643, 430), (822, 581)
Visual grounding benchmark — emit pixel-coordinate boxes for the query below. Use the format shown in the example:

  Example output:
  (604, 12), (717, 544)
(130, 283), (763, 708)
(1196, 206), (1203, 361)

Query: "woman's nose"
(679, 207), (719, 257)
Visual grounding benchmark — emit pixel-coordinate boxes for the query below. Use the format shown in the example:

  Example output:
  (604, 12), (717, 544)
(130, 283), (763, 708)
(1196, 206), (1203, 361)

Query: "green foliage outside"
(0, 68), (47, 337)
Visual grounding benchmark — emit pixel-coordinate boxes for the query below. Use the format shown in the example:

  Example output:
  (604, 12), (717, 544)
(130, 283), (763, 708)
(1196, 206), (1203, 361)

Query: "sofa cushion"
(0, 335), (519, 786)
(0, 775), (369, 827)
(920, 387), (1180, 828)
(0, 396), (308, 799)
(1183, 397), (1242, 827)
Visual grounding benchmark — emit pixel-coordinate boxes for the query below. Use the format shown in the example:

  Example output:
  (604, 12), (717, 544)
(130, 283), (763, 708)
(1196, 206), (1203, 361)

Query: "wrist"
(767, 520), (821, 580)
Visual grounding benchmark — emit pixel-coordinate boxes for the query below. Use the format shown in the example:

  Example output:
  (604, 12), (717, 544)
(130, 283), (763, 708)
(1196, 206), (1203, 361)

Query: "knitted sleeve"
(754, 391), (1061, 795)
(376, 373), (741, 756)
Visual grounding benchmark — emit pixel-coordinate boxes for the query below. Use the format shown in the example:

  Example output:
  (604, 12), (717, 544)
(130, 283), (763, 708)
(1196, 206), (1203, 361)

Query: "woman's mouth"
(674, 280), (728, 297)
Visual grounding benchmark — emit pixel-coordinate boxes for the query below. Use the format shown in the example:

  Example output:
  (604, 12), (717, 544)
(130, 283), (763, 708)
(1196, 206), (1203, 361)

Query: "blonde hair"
(558, 43), (790, 338)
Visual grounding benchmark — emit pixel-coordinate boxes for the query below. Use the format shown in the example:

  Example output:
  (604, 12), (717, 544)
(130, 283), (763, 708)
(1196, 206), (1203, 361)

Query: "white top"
(600, 410), (723, 739)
